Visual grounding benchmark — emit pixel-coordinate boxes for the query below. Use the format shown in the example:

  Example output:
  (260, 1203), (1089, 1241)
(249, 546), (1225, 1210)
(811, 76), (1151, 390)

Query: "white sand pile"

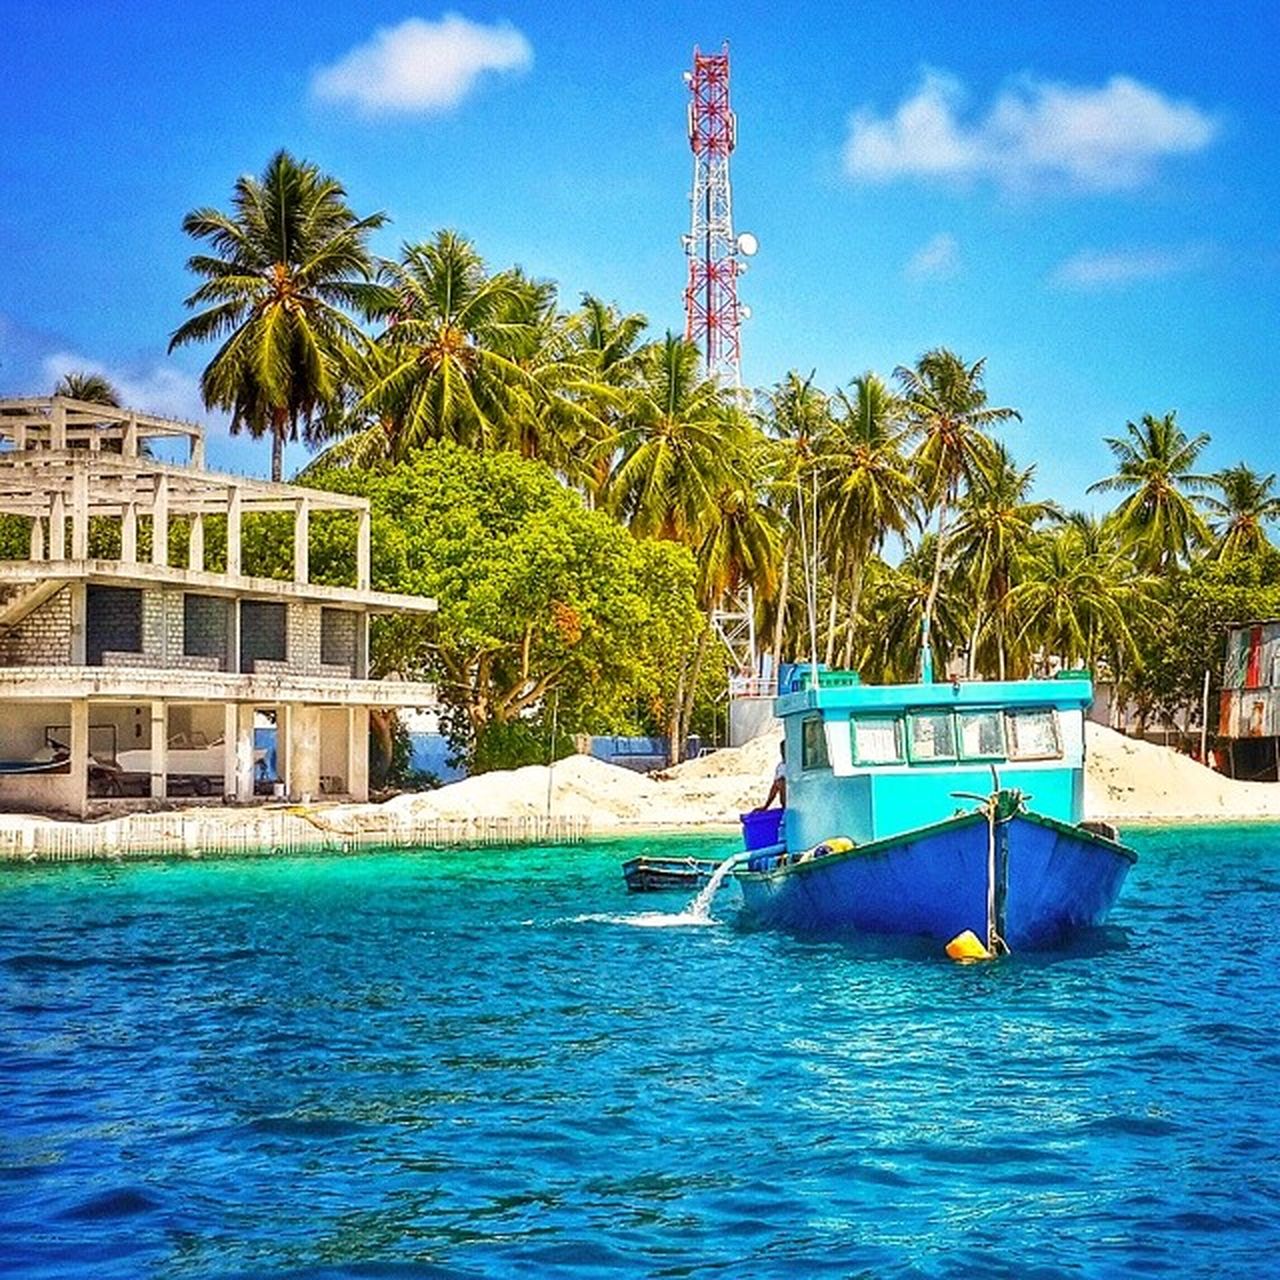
(1084, 722), (1280, 821)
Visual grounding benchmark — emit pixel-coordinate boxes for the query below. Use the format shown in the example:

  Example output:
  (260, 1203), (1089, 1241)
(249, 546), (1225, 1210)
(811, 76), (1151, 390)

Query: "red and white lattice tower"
(683, 44), (756, 388)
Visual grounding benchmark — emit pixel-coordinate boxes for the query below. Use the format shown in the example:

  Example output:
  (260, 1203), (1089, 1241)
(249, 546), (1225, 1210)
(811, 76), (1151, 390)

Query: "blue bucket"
(740, 808), (784, 852)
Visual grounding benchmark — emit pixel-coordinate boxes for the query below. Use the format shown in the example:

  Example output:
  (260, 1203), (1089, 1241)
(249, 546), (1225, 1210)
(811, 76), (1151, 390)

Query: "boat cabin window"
(957, 709), (1006, 761)
(801, 715), (829, 770)
(906, 711), (956, 762)
(1006, 708), (1061, 760)
(851, 716), (904, 765)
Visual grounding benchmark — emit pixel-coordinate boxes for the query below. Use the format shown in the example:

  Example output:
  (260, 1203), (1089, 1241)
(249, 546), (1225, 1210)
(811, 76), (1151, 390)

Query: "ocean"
(2, 824), (1278, 1278)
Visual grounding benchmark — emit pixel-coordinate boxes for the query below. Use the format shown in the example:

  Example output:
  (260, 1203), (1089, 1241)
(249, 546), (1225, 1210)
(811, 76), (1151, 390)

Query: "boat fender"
(802, 837), (855, 862)
(945, 929), (993, 962)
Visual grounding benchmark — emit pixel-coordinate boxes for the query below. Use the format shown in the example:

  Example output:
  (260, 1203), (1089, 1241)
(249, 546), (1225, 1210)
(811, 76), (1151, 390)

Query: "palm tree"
(758, 371), (834, 671)
(949, 443), (1061, 677)
(1003, 523), (1160, 675)
(896, 349), (1019, 680)
(605, 333), (734, 542)
(855, 536), (964, 683)
(53, 371), (121, 405)
(354, 231), (537, 458)
(565, 295), (649, 502)
(170, 150), (387, 480)
(1086, 411), (1211, 571)
(824, 372), (917, 666)
(1201, 463), (1280, 560)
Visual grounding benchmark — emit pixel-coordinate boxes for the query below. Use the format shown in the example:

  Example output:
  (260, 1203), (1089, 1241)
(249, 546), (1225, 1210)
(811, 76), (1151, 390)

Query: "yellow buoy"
(945, 929), (993, 962)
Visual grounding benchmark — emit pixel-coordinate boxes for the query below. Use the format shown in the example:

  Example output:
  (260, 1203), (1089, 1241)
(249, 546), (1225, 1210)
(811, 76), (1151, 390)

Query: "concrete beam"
(151, 476), (169, 567)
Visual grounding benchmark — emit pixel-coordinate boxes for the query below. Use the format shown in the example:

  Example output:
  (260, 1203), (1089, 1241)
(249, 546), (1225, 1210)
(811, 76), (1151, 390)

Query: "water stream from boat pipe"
(573, 849), (749, 928)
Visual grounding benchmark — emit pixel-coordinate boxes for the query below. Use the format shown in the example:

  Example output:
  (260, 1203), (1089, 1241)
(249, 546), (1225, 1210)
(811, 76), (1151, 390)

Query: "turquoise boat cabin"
(774, 669), (1092, 854)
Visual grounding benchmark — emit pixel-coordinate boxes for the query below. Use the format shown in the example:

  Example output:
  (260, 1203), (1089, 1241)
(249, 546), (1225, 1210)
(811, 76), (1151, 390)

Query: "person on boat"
(757, 742), (786, 810)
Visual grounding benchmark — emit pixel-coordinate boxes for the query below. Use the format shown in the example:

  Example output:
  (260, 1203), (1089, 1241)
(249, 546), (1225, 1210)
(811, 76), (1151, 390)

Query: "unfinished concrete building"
(0, 396), (438, 816)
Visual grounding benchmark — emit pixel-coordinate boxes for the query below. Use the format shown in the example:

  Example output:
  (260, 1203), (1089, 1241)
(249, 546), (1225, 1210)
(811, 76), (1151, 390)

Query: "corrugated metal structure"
(1219, 621), (1280, 779)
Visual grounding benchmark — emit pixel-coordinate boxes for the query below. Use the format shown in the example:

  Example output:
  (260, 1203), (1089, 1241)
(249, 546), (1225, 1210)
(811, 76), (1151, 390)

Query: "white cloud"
(905, 232), (961, 282)
(41, 352), (206, 422)
(844, 70), (1218, 193)
(1050, 244), (1214, 289)
(312, 14), (532, 116)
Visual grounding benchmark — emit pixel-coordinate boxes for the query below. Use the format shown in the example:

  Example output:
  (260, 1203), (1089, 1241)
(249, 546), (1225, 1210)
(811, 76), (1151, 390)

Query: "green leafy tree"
(303, 443), (705, 770)
(170, 149), (386, 480)
(1086, 410), (1211, 571)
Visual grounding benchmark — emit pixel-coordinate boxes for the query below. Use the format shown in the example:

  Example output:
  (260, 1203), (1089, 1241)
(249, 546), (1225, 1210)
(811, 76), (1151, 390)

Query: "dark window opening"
(240, 601), (287, 673)
(86, 586), (142, 665)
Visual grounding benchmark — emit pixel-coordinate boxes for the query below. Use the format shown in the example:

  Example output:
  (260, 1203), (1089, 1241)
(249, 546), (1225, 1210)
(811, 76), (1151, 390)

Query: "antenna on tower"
(682, 43), (755, 389)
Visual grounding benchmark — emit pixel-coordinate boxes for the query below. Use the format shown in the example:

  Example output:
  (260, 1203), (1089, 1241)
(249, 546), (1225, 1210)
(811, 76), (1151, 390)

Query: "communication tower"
(682, 44), (756, 387)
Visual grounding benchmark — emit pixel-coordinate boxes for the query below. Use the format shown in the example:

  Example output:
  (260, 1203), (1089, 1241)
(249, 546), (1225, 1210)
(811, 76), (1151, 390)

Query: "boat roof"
(775, 671), (1093, 718)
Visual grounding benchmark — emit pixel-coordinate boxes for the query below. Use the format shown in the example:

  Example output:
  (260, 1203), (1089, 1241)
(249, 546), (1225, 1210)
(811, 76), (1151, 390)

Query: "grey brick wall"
(320, 609), (357, 674)
(0, 587), (72, 665)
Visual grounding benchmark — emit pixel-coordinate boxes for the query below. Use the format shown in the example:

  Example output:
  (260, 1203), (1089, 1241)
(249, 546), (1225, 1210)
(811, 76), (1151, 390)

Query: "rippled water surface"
(3, 825), (1280, 1278)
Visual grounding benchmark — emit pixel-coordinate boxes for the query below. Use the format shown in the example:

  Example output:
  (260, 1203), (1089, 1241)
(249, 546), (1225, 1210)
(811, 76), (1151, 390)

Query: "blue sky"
(1, 0), (1277, 508)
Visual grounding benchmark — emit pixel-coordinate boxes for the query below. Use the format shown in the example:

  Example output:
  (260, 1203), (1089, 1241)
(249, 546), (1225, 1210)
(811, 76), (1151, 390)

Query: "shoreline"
(4, 722), (1280, 862)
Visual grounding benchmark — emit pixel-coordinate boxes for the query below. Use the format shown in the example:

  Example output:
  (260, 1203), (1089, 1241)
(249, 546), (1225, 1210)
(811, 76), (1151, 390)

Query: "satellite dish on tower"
(736, 232), (759, 257)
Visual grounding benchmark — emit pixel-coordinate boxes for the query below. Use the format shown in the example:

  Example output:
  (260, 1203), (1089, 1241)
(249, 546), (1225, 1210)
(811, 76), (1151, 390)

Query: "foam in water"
(572, 849), (749, 929)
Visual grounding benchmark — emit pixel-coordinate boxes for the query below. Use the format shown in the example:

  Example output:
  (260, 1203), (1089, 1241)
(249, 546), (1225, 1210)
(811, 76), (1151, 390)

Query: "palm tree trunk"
(824, 560), (843, 667)
(770, 540), (792, 673)
(966, 609), (982, 679)
(677, 610), (714, 760)
(271, 413), (286, 483)
(841, 558), (866, 670)
(921, 487), (952, 679)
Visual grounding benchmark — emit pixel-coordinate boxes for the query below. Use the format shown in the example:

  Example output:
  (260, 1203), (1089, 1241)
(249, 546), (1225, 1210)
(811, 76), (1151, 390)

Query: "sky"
(1, 0), (1277, 508)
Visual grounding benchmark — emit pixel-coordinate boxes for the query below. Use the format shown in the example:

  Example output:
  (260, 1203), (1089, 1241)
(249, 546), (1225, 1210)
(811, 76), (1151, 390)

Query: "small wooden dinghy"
(622, 855), (725, 892)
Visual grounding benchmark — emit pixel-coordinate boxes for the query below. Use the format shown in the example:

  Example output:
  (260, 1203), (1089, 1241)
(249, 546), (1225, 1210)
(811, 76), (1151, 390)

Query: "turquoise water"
(2, 826), (1279, 1278)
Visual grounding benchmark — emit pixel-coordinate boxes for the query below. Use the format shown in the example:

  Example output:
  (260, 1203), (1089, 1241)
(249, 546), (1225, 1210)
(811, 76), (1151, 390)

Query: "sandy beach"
(3, 723), (1280, 857)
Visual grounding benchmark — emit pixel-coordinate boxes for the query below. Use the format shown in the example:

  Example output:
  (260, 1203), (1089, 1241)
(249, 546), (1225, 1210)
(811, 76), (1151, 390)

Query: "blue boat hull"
(735, 811), (1134, 950)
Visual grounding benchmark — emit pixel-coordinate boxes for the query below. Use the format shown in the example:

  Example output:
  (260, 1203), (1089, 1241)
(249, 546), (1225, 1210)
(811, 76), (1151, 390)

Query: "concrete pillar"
(69, 699), (89, 819)
(152, 476), (169, 567)
(70, 467), (89, 559)
(190, 433), (204, 468)
(358, 615), (369, 679)
(124, 415), (138, 459)
(234, 703), (256, 801)
(285, 705), (321, 802)
(49, 492), (66, 559)
(69, 583), (86, 665)
(188, 514), (205, 572)
(294, 497), (310, 585)
(227, 599), (241, 675)
(150, 701), (167, 799)
(51, 399), (67, 451)
(226, 487), (242, 577)
(356, 508), (371, 590)
(347, 706), (370, 802)
(28, 517), (44, 561)
(121, 503), (138, 563)
(275, 704), (290, 796)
